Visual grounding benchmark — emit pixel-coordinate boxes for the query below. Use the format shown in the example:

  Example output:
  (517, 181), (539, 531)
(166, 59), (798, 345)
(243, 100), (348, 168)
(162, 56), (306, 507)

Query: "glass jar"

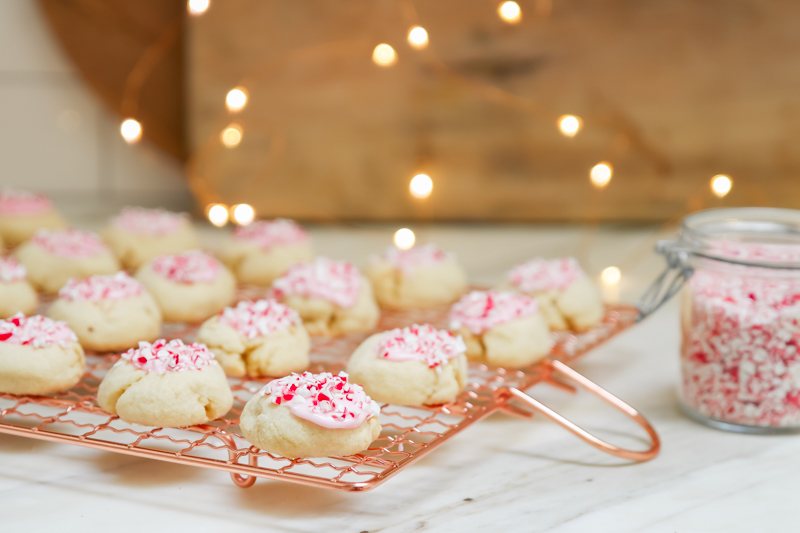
(642, 207), (800, 433)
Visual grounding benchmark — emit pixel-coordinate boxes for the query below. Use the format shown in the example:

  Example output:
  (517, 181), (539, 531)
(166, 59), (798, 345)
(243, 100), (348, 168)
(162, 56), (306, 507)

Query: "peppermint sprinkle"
(121, 338), (216, 374)
(219, 299), (301, 339)
(449, 290), (539, 334)
(0, 189), (52, 215)
(376, 324), (466, 369)
(234, 219), (309, 250)
(0, 257), (26, 282)
(152, 250), (219, 283)
(113, 206), (184, 236)
(32, 228), (107, 258)
(509, 257), (582, 293)
(59, 272), (144, 302)
(273, 257), (361, 308)
(375, 243), (450, 273)
(260, 371), (380, 429)
(0, 313), (77, 348)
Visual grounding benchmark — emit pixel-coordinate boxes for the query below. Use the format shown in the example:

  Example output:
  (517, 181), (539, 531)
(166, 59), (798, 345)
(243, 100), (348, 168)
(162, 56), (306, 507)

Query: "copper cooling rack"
(0, 297), (658, 492)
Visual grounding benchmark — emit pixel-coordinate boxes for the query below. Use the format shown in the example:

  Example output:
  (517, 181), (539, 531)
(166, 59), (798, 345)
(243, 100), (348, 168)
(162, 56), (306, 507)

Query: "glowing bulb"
(601, 266), (621, 285)
(120, 118), (142, 144)
(558, 115), (582, 137)
(226, 87), (248, 112)
(231, 203), (255, 225)
(206, 204), (229, 227)
(221, 124), (243, 148)
(187, 0), (209, 15)
(408, 26), (429, 49)
(394, 228), (415, 250)
(372, 44), (397, 67)
(711, 175), (732, 198)
(498, 1), (522, 23)
(410, 174), (433, 199)
(590, 162), (613, 188)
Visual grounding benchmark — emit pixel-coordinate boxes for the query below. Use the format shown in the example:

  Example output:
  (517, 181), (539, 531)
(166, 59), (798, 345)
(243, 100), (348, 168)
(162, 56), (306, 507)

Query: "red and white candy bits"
(376, 243), (449, 273)
(376, 324), (466, 369)
(273, 257), (362, 308)
(152, 250), (219, 283)
(0, 313), (77, 348)
(121, 339), (216, 374)
(234, 219), (309, 250)
(218, 299), (301, 339)
(449, 290), (539, 334)
(113, 207), (183, 236)
(0, 190), (52, 216)
(59, 272), (144, 302)
(508, 257), (581, 293)
(32, 228), (107, 258)
(260, 371), (380, 429)
(0, 257), (26, 282)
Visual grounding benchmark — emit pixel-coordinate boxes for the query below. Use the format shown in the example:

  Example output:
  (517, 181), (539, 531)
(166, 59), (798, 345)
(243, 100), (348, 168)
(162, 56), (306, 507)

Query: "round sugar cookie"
(0, 257), (38, 318)
(0, 190), (65, 248)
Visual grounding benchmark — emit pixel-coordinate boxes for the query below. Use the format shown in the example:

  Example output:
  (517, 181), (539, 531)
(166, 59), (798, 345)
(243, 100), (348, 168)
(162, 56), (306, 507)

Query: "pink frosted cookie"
(135, 250), (235, 322)
(239, 371), (381, 458)
(0, 190), (65, 248)
(97, 339), (233, 427)
(0, 257), (38, 318)
(346, 324), (468, 406)
(0, 313), (85, 395)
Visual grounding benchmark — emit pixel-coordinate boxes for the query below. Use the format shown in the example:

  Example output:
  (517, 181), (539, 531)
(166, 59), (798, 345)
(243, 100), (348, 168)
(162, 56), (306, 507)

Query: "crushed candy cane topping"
(0, 257), (26, 282)
(113, 206), (184, 236)
(706, 240), (800, 265)
(233, 219), (309, 250)
(218, 299), (301, 339)
(449, 290), (539, 334)
(151, 250), (219, 283)
(121, 338), (216, 374)
(0, 313), (77, 348)
(376, 324), (466, 369)
(32, 228), (107, 258)
(0, 189), (52, 215)
(374, 243), (451, 273)
(273, 257), (361, 308)
(259, 371), (380, 429)
(59, 272), (144, 302)
(508, 257), (582, 293)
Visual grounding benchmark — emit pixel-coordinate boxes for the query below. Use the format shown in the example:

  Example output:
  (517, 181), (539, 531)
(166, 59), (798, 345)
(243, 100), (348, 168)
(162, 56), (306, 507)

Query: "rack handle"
(504, 360), (660, 462)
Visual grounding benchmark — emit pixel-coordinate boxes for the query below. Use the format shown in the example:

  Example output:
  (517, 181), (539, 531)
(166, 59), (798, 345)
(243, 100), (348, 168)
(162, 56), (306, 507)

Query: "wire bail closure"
(636, 239), (694, 321)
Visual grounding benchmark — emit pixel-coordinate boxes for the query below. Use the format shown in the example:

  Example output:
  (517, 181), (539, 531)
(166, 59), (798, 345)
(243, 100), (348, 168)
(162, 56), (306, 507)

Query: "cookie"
(0, 190), (65, 248)
(46, 272), (162, 352)
(0, 257), (38, 318)
(346, 324), (468, 406)
(96, 339), (233, 427)
(239, 371), (381, 458)
(273, 257), (379, 336)
(135, 250), (236, 323)
(218, 219), (313, 286)
(449, 290), (552, 367)
(365, 244), (469, 309)
(0, 314), (85, 395)
(102, 207), (199, 270)
(197, 299), (310, 377)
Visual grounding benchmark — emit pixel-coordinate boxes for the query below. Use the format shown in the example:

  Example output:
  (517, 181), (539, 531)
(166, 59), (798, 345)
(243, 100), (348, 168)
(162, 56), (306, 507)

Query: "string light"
(120, 118), (142, 144)
(231, 203), (255, 225)
(711, 175), (732, 198)
(226, 87), (248, 112)
(394, 228), (415, 250)
(498, 1), (522, 23)
(590, 162), (613, 188)
(558, 115), (582, 137)
(372, 44), (397, 67)
(221, 124), (243, 148)
(408, 26), (429, 50)
(409, 174), (433, 199)
(601, 266), (621, 285)
(206, 204), (229, 227)
(187, 0), (210, 16)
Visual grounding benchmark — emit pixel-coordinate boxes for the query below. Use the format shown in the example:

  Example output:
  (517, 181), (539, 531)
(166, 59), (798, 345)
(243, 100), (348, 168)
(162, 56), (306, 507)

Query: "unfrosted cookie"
(197, 299), (310, 377)
(365, 244), (469, 309)
(273, 257), (379, 336)
(102, 207), (199, 270)
(0, 190), (65, 248)
(0, 314), (85, 395)
(449, 290), (552, 367)
(240, 371), (381, 458)
(14, 228), (120, 294)
(135, 250), (236, 323)
(346, 324), (468, 406)
(47, 272), (162, 352)
(0, 257), (38, 318)
(504, 257), (604, 332)
(218, 219), (313, 286)
(97, 339), (233, 427)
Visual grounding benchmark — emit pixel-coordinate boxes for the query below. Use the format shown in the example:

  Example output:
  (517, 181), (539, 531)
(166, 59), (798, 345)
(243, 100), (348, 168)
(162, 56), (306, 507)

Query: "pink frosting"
(151, 250), (219, 283)
(234, 219), (309, 250)
(218, 299), (301, 339)
(121, 338), (216, 374)
(449, 290), (539, 334)
(260, 371), (380, 429)
(0, 313), (77, 348)
(509, 257), (582, 293)
(0, 257), (26, 282)
(375, 243), (451, 273)
(0, 190), (52, 216)
(32, 228), (108, 258)
(273, 257), (362, 308)
(113, 206), (184, 236)
(59, 272), (144, 302)
(376, 324), (466, 369)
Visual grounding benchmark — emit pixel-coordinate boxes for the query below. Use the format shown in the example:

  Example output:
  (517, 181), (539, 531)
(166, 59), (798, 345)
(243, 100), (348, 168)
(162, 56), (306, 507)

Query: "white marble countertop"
(1, 222), (795, 532)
